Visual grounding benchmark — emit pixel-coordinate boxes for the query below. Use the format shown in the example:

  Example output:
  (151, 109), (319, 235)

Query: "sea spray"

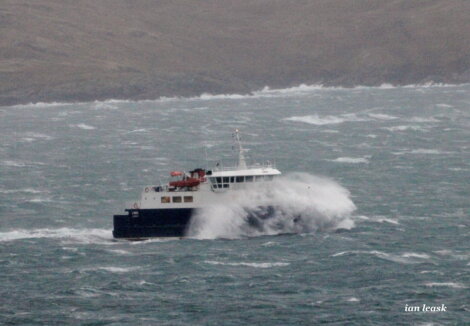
(187, 173), (356, 239)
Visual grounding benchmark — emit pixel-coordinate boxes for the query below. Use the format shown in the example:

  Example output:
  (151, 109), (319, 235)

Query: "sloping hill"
(1, 0), (469, 105)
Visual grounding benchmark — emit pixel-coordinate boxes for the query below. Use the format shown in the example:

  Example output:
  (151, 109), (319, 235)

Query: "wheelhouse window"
(172, 196), (182, 203)
(230, 176), (235, 183)
(265, 175), (274, 181)
(223, 177), (229, 183)
(245, 176), (253, 182)
(184, 196), (193, 203)
(255, 176), (263, 182)
(161, 196), (170, 203)
(236, 176), (244, 183)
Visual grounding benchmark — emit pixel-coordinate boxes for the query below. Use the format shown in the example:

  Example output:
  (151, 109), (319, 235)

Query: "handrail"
(213, 162), (275, 171)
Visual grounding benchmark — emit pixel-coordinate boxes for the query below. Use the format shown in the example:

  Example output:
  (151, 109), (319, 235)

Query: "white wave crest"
(409, 149), (442, 155)
(205, 261), (289, 268)
(368, 113), (398, 120)
(74, 123), (96, 130)
(2, 160), (27, 167)
(330, 157), (369, 164)
(425, 282), (466, 289)
(368, 216), (400, 225)
(346, 297), (360, 302)
(284, 113), (369, 126)
(6, 101), (78, 109)
(0, 228), (112, 243)
(401, 252), (430, 259)
(285, 114), (347, 125)
(187, 173), (356, 239)
(332, 250), (430, 264)
(436, 103), (453, 108)
(97, 267), (139, 273)
(409, 117), (440, 123)
(384, 125), (425, 132)
(0, 188), (44, 194)
(20, 132), (54, 142)
(3, 82), (466, 109)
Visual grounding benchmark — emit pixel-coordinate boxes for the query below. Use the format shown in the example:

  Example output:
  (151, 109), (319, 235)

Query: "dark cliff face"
(1, 0), (469, 106)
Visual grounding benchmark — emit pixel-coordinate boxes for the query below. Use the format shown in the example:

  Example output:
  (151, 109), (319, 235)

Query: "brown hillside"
(1, 0), (469, 105)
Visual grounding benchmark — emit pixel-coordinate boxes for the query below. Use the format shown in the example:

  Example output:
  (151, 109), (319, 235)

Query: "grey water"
(1, 84), (469, 325)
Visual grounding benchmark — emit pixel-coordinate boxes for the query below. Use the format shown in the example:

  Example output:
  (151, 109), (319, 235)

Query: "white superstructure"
(129, 130), (281, 210)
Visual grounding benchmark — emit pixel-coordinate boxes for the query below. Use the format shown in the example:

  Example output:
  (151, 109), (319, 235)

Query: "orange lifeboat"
(169, 178), (200, 188)
(170, 171), (183, 177)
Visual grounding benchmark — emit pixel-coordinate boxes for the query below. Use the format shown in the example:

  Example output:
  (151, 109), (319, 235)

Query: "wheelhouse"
(209, 174), (276, 189)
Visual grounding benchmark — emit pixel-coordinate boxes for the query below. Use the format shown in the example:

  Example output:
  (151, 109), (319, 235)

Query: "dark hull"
(113, 205), (281, 239)
(113, 208), (194, 239)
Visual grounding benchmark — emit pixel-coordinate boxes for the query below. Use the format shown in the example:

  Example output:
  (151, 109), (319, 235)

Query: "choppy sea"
(1, 84), (469, 325)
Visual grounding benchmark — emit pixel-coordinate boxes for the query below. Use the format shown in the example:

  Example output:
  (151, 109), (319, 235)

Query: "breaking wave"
(0, 228), (112, 243)
(330, 157), (369, 164)
(425, 282), (467, 289)
(3, 83), (466, 109)
(332, 250), (431, 264)
(74, 123), (96, 130)
(284, 113), (366, 125)
(204, 261), (290, 268)
(186, 173), (356, 239)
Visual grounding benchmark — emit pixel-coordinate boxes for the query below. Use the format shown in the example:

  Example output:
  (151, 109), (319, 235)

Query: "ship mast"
(234, 129), (247, 169)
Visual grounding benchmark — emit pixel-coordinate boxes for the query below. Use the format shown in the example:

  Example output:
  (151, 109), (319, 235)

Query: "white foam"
(261, 241), (277, 247)
(6, 101), (78, 109)
(126, 128), (148, 134)
(332, 251), (349, 257)
(21, 132), (54, 141)
(74, 123), (96, 130)
(409, 117), (439, 123)
(401, 252), (430, 259)
(332, 250), (427, 264)
(2, 160), (26, 167)
(346, 297), (360, 302)
(189, 82), (463, 101)
(409, 149), (442, 155)
(187, 173), (356, 239)
(330, 157), (369, 164)
(0, 188), (43, 194)
(106, 249), (132, 255)
(28, 197), (53, 203)
(436, 103), (453, 108)
(0, 228), (112, 243)
(3, 83), (466, 109)
(434, 250), (469, 260)
(369, 250), (416, 264)
(368, 113), (397, 120)
(425, 282), (466, 289)
(205, 261), (289, 268)
(384, 125), (425, 132)
(97, 267), (138, 273)
(284, 114), (366, 126)
(92, 102), (119, 110)
(369, 217), (400, 225)
(285, 114), (345, 125)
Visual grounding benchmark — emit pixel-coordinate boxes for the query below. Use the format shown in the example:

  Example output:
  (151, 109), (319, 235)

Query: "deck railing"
(213, 161), (275, 171)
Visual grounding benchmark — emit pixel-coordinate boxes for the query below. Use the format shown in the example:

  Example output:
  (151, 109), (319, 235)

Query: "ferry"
(113, 130), (281, 239)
